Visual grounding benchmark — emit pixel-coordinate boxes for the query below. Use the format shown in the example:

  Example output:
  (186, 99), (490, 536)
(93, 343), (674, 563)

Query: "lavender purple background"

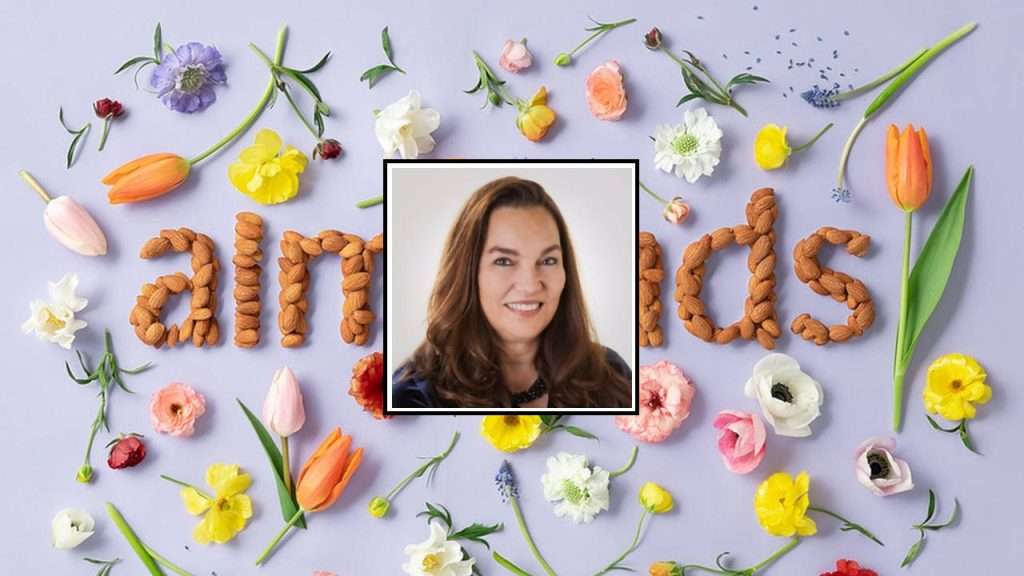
(1, 0), (1019, 573)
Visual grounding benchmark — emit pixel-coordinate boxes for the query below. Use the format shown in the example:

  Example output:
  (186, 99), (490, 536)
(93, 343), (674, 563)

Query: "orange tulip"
(885, 124), (932, 212)
(103, 153), (191, 204)
(295, 427), (363, 512)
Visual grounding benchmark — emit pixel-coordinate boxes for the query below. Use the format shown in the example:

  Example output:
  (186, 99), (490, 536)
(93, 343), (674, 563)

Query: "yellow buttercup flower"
(180, 463), (253, 544)
(754, 471), (817, 537)
(480, 415), (542, 452)
(228, 129), (308, 205)
(639, 482), (674, 514)
(516, 86), (556, 142)
(754, 124), (791, 170)
(924, 353), (991, 421)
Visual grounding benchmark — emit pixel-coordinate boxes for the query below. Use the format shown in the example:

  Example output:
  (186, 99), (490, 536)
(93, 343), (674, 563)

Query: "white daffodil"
(540, 452), (610, 524)
(22, 273), (88, 349)
(375, 90), (441, 159)
(52, 508), (95, 549)
(402, 521), (475, 576)
(744, 353), (823, 438)
(652, 107), (723, 183)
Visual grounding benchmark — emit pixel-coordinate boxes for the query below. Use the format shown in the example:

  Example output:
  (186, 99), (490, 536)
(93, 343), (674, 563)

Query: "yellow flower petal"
(207, 508), (246, 544)
(254, 129), (283, 155)
(206, 464), (241, 493)
(228, 494), (253, 520)
(181, 487), (211, 516)
(754, 124), (791, 170)
(193, 513), (213, 545)
(480, 415), (542, 452)
(228, 162), (257, 193)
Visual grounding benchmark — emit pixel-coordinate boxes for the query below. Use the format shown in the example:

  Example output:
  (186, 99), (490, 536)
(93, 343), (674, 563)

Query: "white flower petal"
(52, 508), (94, 549)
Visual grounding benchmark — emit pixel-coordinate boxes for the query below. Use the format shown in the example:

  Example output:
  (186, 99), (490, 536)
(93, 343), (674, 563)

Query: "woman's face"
(477, 206), (566, 345)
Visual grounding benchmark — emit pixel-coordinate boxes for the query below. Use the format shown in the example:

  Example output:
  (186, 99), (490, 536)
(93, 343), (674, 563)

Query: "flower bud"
(662, 197), (690, 225)
(368, 496), (391, 518)
(75, 464), (93, 484)
(43, 196), (108, 256)
(107, 435), (147, 469)
(639, 481), (674, 514)
(93, 98), (124, 118)
(262, 367), (306, 438)
(553, 52), (572, 67)
(649, 562), (682, 576)
(316, 138), (343, 160)
(644, 28), (663, 50)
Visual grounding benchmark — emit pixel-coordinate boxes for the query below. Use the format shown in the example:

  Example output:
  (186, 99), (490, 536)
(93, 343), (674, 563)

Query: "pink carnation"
(713, 410), (767, 474)
(615, 361), (694, 443)
(150, 382), (206, 437)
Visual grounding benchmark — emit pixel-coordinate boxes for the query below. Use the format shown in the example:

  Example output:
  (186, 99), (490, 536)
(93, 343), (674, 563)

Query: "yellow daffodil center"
(42, 309), (66, 332)
(672, 133), (699, 156)
(422, 553), (441, 570)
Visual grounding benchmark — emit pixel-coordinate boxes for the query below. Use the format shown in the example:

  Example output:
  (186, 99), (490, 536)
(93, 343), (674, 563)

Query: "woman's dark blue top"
(392, 347), (631, 408)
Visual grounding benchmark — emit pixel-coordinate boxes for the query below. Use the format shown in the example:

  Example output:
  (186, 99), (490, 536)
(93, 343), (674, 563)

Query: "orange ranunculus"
(586, 60), (628, 121)
(295, 427), (363, 512)
(516, 86), (556, 142)
(103, 153), (191, 204)
(885, 124), (932, 212)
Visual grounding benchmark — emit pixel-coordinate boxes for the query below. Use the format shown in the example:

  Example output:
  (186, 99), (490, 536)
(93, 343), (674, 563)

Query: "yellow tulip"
(924, 353), (991, 421)
(103, 153), (191, 204)
(754, 471), (817, 537)
(886, 123), (932, 212)
(516, 87), (556, 142)
(228, 129), (308, 205)
(639, 482), (674, 514)
(480, 415), (542, 452)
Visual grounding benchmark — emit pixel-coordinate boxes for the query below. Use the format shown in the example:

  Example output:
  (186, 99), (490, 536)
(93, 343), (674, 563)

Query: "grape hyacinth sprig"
(492, 461), (558, 576)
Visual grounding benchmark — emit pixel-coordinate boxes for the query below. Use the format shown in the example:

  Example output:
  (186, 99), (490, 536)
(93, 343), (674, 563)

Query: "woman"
(393, 176), (631, 409)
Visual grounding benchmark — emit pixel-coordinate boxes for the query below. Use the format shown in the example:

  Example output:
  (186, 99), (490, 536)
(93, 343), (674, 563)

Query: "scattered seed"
(746, 66), (753, 70)
(839, 72), (846, 77)
(817, 36), (823, 42)
(753, 5), (759, 10)
(775, 34), (781, 40)
(756, 57), (762, 63)
(783, 92), (788, 98)
(789, 27), (797, 32)
(744, 50), (751, 55)
(848, 83), (854, 89)
(697, 15), (704, 20)
(776, 50), (782, 55)
(844, 30), (850, 36)
(788, 86), (794, 92)
(722, 53), (728, 59)
(792, 41), (799, 47)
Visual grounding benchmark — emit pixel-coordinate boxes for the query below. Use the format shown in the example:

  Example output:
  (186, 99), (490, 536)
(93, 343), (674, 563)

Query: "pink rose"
(585, 60), (628, 121)
(615, 361), (694, 443)
(854, 437), (913, 496)
(499, 39), (532, 73)
(713, 410), (767, 474)
(150, 382), (206, 437)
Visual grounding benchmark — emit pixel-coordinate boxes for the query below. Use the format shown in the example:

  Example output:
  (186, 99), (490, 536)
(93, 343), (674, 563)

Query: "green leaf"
(293, 52), (332, 74)
(900, 534), (925, 567)
(900, 166), (973, 363)
(381, 27), (396, 65)
(418, 502), (453, 531)
(562, 425), (599, 440)
(539, 415), (560, 426)
(925, 415), (960, 433)
(282, 69), (323, 102)
(676, 93), (701, 107)
(236, 399), (306, 529)
(449, 522), (503, 549)
(924, 489), (937, 524)
(67, 130), (87, 169)
(959, 422), (980, 454)
(928, 498), (960, 529)
(115, 56), (156, 75)
(153, 23), (162, 62)
(360, 64), (399, 88)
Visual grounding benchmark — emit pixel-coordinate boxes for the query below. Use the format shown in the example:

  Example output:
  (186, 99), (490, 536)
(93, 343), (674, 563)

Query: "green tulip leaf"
(237, 399), (306, 529)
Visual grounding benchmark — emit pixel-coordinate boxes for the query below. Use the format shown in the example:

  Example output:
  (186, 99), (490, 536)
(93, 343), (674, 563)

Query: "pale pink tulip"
(499, 39), (532, 72)
(44, 196), (108, 256)
(713, 410), (767, 474)
(262, 367), (306, 437)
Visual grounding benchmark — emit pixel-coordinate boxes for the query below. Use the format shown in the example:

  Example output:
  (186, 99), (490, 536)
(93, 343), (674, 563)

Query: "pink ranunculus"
(585, 60), (628, 121)
(499, 39), (532, 73)
(713, 410), (767, 474)
(615, 361), (695, 443)
(43, 196), (108, 256)
(663, 197), (690, 224)
(150, 382), (206, 437)
(854, 437), (914, 496)
(262, 366), (306, 437)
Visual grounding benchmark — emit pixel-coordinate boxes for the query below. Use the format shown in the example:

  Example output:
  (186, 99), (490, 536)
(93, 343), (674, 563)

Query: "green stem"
(608, 446), (638, 479)
(639, 181), (668, 205)
(386, 431), (459, 500)
(159, 474), (213, 500)
(568, 18), (636, 57)
(747, 537), (800, 573)
(19, 170), (53, 203)
(357, 195), (384, 209)
(97, 115), (113, 151)
(106, 503), (164, 576)
(834, 116), (868, 191)
(281, 436), (293, 495)
(187, 26), (287, 166)
(791, 123), (834, 154)
(78, 393), (104, 480)
(493, 550), (536, 576)
(511, 497), (557, 576)
(834, 48), (929, 102)
(281, 85), (321, 139)
(594, 509), (649, 575)
(255, 508), (306, 565)
(807, 506), (884, 546)
(142, 544), (193, 576)
(893, 211), (912, 431)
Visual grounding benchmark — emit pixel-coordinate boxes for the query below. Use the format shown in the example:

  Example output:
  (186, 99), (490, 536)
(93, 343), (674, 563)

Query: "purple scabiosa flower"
(150, 42), (226, 113)
(495, 460), (518, 503)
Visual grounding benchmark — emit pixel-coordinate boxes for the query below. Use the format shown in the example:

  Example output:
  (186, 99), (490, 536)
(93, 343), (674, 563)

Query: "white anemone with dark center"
(744, 353), (824, 437)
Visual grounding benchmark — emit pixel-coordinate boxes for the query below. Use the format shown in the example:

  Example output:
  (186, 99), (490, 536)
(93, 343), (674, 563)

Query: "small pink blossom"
(713, 410), (767, 474)
(854, 437), (913, 496)
(150, 382), (206, 437)
(663, 197), (690, 224)
(615, 361), (694, 443)
(499, 39), (532, 72)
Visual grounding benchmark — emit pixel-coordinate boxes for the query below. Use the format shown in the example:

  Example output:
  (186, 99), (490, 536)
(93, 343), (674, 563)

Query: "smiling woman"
(393, 176), (632, 409)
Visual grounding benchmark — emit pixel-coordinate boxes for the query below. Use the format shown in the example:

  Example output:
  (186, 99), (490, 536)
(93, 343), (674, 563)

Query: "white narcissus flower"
(21, 273), (88, 349)
(540, 452), (610, 524)
(744, 353), (823, 438)
(855, 437), (914, 496)
(652, 107), (723, 183)
(402, 521), (475, 576)
(52, 508), (95, 549)
(375, 90), (441, 159)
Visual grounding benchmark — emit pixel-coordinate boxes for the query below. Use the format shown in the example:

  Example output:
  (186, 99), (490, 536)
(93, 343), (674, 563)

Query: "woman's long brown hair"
(402, 176), (630, 408)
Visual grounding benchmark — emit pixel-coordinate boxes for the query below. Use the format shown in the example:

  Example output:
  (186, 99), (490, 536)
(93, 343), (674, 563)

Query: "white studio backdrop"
(388, 162), (636, 377)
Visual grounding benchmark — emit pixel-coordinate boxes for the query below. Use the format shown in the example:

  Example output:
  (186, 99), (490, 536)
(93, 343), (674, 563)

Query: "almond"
(180, 317), (194, 341)
(352, 309), (375, 325)
(640, 248), (656, 270)
(343, 272), (370, 292)
(714, 324), (740, 344)
(847, 235), (870, 257)
(755, 328), (776, 350)
(205, 321), (220, 345)
(192, 240), (213, 264)
(321, 234), (346, 253)
(710, 227), (735, 250)
(683, 236), (712, 268)
(144, 322), (165, 345)
(285, 263), (306, 284)
(237, 211), (262, 225)
(235, 267), (259, 286)
(678, 271), (701, 296)
(733, 225), (757, 246)
(343, 290), (367, 316)
(167, 324), (180, 347)
(847, 280), (869, 303)
(340, 240), (364, 258)
(640, 282), (654, 306)
(193, 263), (214, 288)
(342, 256), (363, 275)
(754, 210), (774, 235)
(829, 324), (853, 342)
(749, 301), (772, 323)
(754, 254), (776, 281)
(825, 229), (852, 244)
(160, 273), (190, 293)
(739, 316), (755, 339)
(281, 304), (299, 332)
(284, 231), (304, 244)
(367, 234), (384, 253)
(685, 316), (714, 341)
(362, 250), (375, 275)
(751, 279), (774, 303)
(140, 237), (172, 259)
(642, 269), (665, 283)
(639, 232), (656, 248)
(640, 311), (657, 331)
(300, 238), (323, 256)
(148, 287), (169, 310)
(235, 220), (263, 241)
(234, 285), (259, 302)
(682, 295), (704, 316)
(648, 327), (663, 347)
(236, 329), (259, 347)
(191, 286), (211, 308)
(283, 241), (305, 264)
(233, 254), (258, 268)
(237, 300), (260, 315)
(282, 333), (305, 348)
(340, 318), (354, 343)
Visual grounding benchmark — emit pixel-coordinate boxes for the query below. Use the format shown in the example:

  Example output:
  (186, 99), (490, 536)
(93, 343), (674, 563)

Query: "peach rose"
(150, 382), (206, 437)
(585, 60), (627, 121)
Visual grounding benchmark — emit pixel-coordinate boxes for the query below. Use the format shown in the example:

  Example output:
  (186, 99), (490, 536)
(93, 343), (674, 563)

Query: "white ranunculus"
(744, 353), (823, 438)
(540, 452), (610, 524)
(21, 273), (88, 349)
(375, 90), (441, 159)
(652, 107), (723, 183)
(402, 521), (475, 576)
(52, 508), (95, 549)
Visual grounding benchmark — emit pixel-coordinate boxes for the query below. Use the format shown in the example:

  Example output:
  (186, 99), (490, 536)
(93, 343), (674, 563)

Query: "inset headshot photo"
(384, 160), (638, 414)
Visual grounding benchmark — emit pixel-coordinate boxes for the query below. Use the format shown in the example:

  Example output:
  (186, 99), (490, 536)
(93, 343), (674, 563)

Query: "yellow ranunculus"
(649, 561), (682, 576)
(754, 124), (791, 170)
(639, 482), (674, 514)
(924, 353), (991, 421)
(754, 471), (817, 537)
(516, 87), (556, 142)
(228, 129), (308, 205)
(480, 415), (542, 452)
(180, 463), (253, 544)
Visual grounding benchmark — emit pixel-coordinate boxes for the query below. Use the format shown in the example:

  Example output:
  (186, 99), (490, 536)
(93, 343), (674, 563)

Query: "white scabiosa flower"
(540, 452), (610, 524)
(652, 107), (723, 183)
(744, 353), (823, 437)
(375, 90), (441, 159)
(21, 273), (88, 349)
